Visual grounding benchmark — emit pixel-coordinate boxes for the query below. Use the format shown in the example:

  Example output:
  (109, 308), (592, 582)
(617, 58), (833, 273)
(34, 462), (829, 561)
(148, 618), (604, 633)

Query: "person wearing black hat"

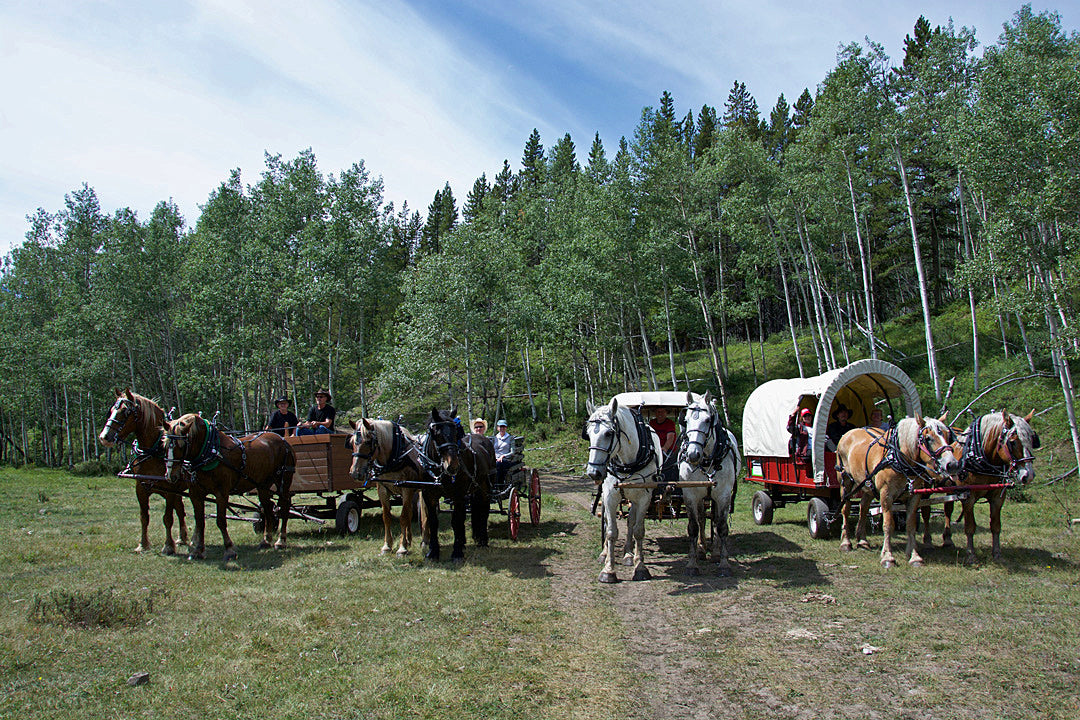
(826, 403), (856, 448)
(298, 390), (336, 435)
(265, 397), (298, 437)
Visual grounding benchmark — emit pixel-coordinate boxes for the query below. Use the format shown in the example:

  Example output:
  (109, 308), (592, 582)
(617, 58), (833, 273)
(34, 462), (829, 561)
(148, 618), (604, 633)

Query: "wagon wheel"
(807, 497), (830, 539)
(751, 490), (774, 525)
(335, 499), (361, 536)
(528, 468), (541, 525)
(508, 487), (521, 541)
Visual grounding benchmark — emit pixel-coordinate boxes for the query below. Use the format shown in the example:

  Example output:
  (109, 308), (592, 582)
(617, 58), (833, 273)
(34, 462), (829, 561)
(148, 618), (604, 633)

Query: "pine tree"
(520, 129), (545, 192)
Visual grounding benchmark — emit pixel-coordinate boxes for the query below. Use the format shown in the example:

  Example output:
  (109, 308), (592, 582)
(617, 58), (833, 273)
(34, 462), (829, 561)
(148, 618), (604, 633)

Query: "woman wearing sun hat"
(471, 418), (488, 435)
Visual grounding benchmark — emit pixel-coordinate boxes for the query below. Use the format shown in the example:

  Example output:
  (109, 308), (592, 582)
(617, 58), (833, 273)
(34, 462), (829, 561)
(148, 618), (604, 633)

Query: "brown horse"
(421, 408), (493, 562)
(347, 418), (424, 555)
(836, 415), (958, 568)
(97, 389), (189, 555)
(919, 409), (1039, 564)
(164, 413), (295, 561)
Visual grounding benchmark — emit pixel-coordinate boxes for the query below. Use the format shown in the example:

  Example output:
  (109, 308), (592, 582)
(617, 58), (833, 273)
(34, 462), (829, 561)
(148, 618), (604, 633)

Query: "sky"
(0, 0), (1072, 255)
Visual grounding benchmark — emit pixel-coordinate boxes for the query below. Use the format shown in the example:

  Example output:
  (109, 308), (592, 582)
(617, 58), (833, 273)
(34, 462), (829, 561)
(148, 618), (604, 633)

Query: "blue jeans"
(297, 426), (330, 436)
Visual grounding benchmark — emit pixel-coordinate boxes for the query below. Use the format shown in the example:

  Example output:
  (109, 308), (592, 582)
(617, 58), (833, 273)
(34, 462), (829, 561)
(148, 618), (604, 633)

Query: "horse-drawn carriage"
(741, 359), (927, 538)
(584, 390), (739, 581)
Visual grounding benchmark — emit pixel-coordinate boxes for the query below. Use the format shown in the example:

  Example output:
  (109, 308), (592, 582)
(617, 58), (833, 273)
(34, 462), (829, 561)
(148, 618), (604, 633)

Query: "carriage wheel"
(807, 497), (830, 539)
(253, 511), (265, 535)
(752, 491), (774, 525)
(526, 468), (541, 525)
(335, 499), (361, 536)
(508, 487), (521, 541)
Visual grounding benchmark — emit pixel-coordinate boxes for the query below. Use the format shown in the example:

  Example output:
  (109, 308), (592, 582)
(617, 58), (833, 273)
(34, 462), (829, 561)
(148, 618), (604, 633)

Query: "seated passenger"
(472, 418), (488, 436)
(649, 407), (677, 457)
(297, 390), (336, 435)
(869, 407), (889, 430)
(826, 403), (856, 448)
(493, 419), (513, 486)
(265, 397), (298, 437)
(787, 407), (813, 467)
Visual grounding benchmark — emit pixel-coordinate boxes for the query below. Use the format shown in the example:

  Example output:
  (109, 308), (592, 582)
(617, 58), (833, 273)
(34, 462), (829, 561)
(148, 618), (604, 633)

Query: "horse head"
(680, 391), (714, 468)
(348, 418), (379, 481)
(427, 407), (464, 477)
(98, 388), (140, 447)
(991, 408), (1039, 485)
(912, 414), (959, 478)
(163, 413), (202, 480)
(583, 397), (623, 484)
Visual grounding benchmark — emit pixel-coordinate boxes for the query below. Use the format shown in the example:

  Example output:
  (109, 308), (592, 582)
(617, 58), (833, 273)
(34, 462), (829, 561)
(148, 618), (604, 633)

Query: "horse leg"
(878, 481), (897, 568)
(599, 485), (620, 583)
(839, 475), (854, 551)
(713, 487), (733, 578)
(160, 491), (178, 556)
(216, 495), (237, 562)
(855, 492), (872, 550)
(423, 489), (441, 561)
(906, 494), (925, 567)
(471, 486), (489, 548)
(450, 491), (467, 562)
(135, 482), (151, 554)
(919, 504), (933, 547)
(378, 484), (394, 554)
(684, 489), (702, 576)
(941, 500), (954, 548)
(188, 490), (206, 560)
(397, 488), (415, 555)
(629, 494), (651, 581)
(256, 486), (275, 549)
(989, 491), (1005, 562)
(961, 495), (978, 565)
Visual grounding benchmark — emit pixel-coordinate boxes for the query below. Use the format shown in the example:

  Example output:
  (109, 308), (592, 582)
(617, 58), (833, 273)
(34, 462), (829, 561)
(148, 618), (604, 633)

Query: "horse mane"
(980, 412), (1036, 453)
(365, 419), (417, 455)
(132, 392), (164, 427)
(895, 416), (949, 457)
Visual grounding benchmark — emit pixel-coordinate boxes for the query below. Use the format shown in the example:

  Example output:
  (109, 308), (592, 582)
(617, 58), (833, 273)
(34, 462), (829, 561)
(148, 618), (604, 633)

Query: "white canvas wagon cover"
(741, 359), (922, 484)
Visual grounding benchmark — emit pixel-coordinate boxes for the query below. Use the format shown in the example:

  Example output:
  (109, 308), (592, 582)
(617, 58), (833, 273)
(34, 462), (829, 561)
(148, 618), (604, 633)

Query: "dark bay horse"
(836, 415), (958, 568)
(421, 408), (493, 562)
(919, 409), (1039, 564)
(347, 418), (424, 555)
(164, 413), (295, 561)
(97, 389), (189, 555)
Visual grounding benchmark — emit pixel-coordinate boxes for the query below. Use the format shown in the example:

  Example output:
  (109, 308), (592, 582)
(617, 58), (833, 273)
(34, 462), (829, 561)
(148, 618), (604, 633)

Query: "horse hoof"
(964, 555), (978, 566)
(942, 540), (955, 549)
(188, 551), (205, 561)
(840, 541), (852, 552)
(161, 545), (175, 557)
(686, 566), (701, 577)
(718, 566), (733, 578)
(622, 555), (634, 567)
(881, 559), (896, 569)
(258, 541), (271, 550)
(910, 559), (924, 568)
(134, 545), (146, 554)
(396, 548), (409, 557)
(274, 541), (286, 550)
(857, 540), (871, 550)
(380, 547), (392, 555)
(223, 549), (238, 562)
(632, 566), (652, 581)
(598, 572), (620, 584)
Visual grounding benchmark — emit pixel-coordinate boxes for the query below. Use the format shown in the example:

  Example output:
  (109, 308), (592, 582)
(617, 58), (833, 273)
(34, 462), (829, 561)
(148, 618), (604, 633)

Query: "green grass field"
(2, 463), (1079, 720)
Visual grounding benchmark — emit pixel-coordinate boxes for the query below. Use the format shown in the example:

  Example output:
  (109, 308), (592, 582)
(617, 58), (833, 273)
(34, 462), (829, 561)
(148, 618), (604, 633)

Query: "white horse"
(584, 397), (662, 584)
(678, 391), (740, 577)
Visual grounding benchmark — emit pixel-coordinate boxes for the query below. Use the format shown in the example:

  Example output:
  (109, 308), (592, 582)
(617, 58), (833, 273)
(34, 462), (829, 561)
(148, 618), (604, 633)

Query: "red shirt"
(650, 418), (677, 452)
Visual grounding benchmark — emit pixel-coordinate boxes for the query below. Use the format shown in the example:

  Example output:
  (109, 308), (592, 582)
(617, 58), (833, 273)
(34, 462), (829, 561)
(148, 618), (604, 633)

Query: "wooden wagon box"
(286, 433), (355, 494)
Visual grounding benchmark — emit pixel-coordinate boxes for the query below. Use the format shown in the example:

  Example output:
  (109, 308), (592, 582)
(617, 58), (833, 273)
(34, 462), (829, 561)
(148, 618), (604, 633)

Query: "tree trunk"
(843, 154), (876, 359)
(958, 170), (979, 392)
(894, 139), (941, 401)
(660, 263), (678, 390)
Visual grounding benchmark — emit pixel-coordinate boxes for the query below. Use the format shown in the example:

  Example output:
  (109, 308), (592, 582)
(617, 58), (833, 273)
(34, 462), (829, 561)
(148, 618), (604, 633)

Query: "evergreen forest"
(2, 7), (1079, 470)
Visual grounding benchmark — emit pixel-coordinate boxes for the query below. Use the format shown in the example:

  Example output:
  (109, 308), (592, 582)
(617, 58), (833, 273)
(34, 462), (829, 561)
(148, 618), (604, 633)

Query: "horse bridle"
(916, 425), (953, 467)
(679, 404), (715, 464)
(995, 425), (1035, 471)
(350, 424), (379, 462)
(102, 396), (139, 442)
(584, 412), (628, 477)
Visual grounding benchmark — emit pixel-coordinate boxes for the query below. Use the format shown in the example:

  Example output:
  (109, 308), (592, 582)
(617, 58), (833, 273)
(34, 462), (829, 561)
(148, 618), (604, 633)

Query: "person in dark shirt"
(826, 403), (856, 448)
(265, 397), (298, 437)
(298, 390), (336, 435)
(787, 407), (813, 466)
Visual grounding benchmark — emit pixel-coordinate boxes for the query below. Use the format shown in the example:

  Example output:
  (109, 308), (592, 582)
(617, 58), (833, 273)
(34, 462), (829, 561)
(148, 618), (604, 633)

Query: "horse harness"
(957, 414), (1032, 482)
(352, 421), (414, 477)
(678, 405), (732, 478)
(844, 425), (951, 503)
(585, 407), (659, 485)
(166, 418), (287, 486)
(421, 418), (486, 493)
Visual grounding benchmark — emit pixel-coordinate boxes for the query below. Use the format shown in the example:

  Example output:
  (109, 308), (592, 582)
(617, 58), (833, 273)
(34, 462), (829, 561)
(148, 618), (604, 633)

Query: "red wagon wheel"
(529, 468), (541, 525)
(508, 487), (521, 540)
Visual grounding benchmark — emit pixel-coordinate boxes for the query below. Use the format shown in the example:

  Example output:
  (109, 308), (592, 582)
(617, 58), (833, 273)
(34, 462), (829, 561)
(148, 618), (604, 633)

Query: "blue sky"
(0, 0), (1070, 255)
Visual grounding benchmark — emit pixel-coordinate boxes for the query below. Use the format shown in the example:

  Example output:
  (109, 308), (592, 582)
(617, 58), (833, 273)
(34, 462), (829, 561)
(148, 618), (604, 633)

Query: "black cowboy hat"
(832, 402), (851, 419)
(315, 389), (332, 401)
(274, 397), (290, 406)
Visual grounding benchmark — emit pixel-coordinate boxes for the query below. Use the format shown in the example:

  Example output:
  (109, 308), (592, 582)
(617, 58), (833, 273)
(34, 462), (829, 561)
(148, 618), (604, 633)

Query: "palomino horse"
(164, 413), (295, 561)
(836, 415), (958, 568)
(421, 408), (493, 562)
(347, 418), (424, 555)
(97, 389), (189, 555)
(584, 397), (662, 583)
(919, 409), (1039, 564)
(678, 391), (740, 577)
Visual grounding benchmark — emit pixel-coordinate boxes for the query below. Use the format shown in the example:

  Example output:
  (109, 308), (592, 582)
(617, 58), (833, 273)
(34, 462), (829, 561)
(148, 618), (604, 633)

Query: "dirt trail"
(542, 473), (755, 720)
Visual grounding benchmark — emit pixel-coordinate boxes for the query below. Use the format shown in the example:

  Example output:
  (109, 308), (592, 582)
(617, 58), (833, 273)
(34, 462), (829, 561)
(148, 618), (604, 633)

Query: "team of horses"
(99, 387), (1039, 577)
(98, 393), (490, 564)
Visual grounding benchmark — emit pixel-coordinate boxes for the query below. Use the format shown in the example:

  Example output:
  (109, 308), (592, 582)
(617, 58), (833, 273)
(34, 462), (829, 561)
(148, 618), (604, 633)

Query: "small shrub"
(28, 587), (158, 628)
(71, 459), (118, 477)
